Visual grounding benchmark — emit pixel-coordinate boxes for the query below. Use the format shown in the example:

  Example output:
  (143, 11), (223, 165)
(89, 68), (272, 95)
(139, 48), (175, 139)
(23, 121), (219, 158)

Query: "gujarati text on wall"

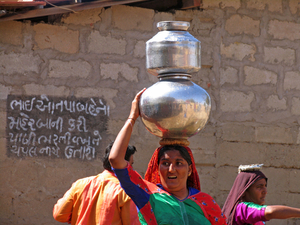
(6, 95), (109, 160)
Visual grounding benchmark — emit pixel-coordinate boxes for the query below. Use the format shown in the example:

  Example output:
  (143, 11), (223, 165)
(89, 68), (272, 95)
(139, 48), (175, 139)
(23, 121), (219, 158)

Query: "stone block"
(196, 166), (217, 195)
(0, 21), (23, 45)
(264, 46), (295, 66)
(88, 31), (126, 55)
(264, 144), (300, 168)
(199, 38), (214, 65)
(297, 128), (300, 144)
(220, 66), (238, 85)
(291, 97), (300, 115)
(0, 138), (6, 161)
(268, 20), (300, 41)
(255, 126), (294, 144)
(244, 66), (277, 85)
(289, 0), (300, 14)
(199, 124), (217, 137)
(49, 59), (91, 78)
(75, 87), (118, 108)
(23, 84), (70, 96)
(0, 182), (14, 222)
(0, 52), (40, 75)
(267, 95), (287, 110)
(284, 71), (300, 90)
(263, 167), (289, 193)
(270, 217), (297, 225)
(221, 124), (255, 142)
(107, 119), (139, 136)
(266, 191), (288, 207)
(132, 137), (158, 175)
(220, 89), (254, 112)
(216, 166), (237, 191)
(33, 24), (79, 54)
(0, 111), (6, 136)
(192, 68), (213, 94)
(217, 191), (230, 209)
(62, 8), (101, 25)
(202, 0), (241, 9)
(246, 0), (282, 12)
(225, 15), (260, 36)
(221, 42), (256, 61)
(134, 40), (146, 58)
(191, 148), (216, 166)
(155, 12), (174, 25)
(97, 7), (112, 32)
(100, 63), (138, 82)
(189, 133), (217, 150)
(216, 142), (265, 167)
(289, 169), (300, 193)
(0, 84), (11, 100)
(267, 219), (289, 225)
(193, 20), (216, 37)
(112, 5), (154, 31)
(174, 10), (194, 22)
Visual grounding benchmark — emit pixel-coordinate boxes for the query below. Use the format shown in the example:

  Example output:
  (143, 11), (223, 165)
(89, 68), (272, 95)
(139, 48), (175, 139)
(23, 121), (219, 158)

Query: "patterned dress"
(113, 164), (227, 225)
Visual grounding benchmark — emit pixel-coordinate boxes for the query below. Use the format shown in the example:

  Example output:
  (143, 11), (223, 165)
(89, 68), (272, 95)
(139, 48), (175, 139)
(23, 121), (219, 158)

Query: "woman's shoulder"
(189, 190), (226, 225)
(189, 190), (222, 209)
(190, 189), (214, 200)
(239, 202), (267, 210)
(235, 202), (267, 225)
(189, 187), (200, 195)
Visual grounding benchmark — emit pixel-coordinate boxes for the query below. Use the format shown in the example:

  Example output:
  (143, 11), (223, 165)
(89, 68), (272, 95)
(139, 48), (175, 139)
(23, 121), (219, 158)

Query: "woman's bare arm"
(109, 88), (146, 169)
(265, 205), (300, 220)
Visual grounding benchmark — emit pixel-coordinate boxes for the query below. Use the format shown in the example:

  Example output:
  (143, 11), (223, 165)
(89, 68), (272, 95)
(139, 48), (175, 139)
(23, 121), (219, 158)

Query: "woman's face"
(243, 178), (267, 205)
(158, 149), (192, 194)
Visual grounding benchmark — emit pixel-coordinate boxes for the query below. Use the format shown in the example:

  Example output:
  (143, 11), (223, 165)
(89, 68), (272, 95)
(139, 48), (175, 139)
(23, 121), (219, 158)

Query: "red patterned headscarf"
(144, 146), (201, 191)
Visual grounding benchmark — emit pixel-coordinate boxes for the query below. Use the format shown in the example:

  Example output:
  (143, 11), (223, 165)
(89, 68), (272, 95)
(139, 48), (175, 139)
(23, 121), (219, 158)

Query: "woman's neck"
(171, 187), (190, 201)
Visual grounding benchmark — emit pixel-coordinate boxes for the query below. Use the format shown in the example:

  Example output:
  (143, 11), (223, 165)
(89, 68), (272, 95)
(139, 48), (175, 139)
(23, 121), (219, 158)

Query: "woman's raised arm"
(109, 88), (146, 169)
(265, 205), (300, 220)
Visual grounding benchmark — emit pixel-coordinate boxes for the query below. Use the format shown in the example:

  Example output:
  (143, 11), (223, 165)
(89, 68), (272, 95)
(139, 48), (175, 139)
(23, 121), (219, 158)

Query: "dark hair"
(158, 145), (192, 165)
(102, 141), (137, 171)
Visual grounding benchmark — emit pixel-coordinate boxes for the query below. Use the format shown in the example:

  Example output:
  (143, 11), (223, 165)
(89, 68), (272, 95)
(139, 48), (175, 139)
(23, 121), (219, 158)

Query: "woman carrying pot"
(109, 89), (226, 225)
(222, 164), (300, 225)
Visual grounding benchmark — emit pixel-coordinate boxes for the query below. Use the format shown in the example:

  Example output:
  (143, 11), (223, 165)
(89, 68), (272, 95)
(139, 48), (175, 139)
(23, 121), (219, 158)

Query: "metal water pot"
(139, 21), (211, 143)
(146, 21), (201, 76)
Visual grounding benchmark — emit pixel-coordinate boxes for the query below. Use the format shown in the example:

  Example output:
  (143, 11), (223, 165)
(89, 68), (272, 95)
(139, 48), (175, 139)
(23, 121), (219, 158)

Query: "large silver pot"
(139, 74), (211, 140)
(146, 21), (201, 76)
(140, 21), (211, 143)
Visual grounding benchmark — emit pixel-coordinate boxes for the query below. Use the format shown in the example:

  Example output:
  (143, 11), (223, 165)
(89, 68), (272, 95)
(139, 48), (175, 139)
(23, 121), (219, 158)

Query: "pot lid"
(157, 21), (190, 31)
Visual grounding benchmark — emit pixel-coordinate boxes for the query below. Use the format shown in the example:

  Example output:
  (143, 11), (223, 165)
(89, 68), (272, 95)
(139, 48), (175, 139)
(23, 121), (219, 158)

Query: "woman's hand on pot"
(129, 88), (146, 121)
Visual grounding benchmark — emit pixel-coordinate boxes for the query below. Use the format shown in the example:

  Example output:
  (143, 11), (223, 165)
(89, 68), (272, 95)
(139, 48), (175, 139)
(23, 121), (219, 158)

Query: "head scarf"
(222, 170), (268, 225)
(144, 146), (201, 191)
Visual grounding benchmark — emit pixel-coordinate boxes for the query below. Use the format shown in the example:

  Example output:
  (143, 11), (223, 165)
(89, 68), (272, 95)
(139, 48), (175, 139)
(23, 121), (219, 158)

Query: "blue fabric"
(112, 167), (150, 210)
(156, 183), (200, 200)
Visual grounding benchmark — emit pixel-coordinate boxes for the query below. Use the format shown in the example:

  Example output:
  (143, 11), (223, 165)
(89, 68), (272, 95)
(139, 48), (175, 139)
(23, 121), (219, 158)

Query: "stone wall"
(1, 0), (300, 224)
